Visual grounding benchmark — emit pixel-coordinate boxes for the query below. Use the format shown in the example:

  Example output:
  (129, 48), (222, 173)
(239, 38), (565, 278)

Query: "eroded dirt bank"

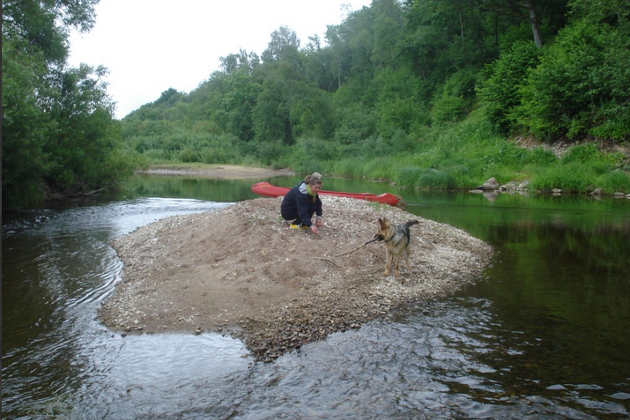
(100, 196), (494, 361)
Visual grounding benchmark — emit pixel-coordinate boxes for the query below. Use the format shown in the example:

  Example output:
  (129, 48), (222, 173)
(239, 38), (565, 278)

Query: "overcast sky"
(68, 0), (372, 119)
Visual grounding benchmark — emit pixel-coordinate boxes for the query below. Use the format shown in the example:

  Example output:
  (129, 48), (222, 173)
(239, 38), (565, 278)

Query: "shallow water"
(2, 176), (629, 419)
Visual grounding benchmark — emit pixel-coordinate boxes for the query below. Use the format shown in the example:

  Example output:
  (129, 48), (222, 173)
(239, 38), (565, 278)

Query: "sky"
(68, 0), (372, 119)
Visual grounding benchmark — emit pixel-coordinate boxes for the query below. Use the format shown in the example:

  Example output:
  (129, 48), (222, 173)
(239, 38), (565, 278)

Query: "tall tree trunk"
(526, 0), (543, 47)
(459, 10), (465, 45)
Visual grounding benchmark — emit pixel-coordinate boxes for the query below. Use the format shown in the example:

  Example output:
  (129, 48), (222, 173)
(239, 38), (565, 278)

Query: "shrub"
(529, 147), (558, 165)
(595, 170), (630, 193)
(334, 104), (378, 145)
(479, 41), (541, 133)
(517, 21), (630, 141)
(561, 143), (600, 164)
(417, 169), (453, 190)
(531, 163), (593, 192)
(432, 68), (480, 125)
(179, 148), (200, 162)
(396, 167), (422, 188)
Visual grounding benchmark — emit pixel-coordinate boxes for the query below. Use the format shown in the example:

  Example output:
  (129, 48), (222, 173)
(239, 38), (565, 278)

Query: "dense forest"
(3, 0), (630, 209)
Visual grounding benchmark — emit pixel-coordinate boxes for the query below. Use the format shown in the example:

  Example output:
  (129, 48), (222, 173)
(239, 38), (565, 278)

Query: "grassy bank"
(139, 119), (629, 196)
(274, 120), (629, 195)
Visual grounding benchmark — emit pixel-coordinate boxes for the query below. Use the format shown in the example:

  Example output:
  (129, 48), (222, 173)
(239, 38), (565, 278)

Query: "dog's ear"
(378, 218), (386, 228)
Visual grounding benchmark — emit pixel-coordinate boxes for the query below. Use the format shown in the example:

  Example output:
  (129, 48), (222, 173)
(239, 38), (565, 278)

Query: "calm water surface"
(2, 175), (629, 419)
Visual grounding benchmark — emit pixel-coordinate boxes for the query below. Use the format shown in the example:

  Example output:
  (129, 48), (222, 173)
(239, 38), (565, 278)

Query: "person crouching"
(280, 172), (324, 234)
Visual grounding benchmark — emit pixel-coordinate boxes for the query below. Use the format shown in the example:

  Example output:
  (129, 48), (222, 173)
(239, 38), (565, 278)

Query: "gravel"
(99, 196), (494, 361)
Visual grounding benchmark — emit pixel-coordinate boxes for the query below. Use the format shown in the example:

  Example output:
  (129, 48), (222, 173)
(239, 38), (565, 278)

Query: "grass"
(139, 118), (630, 195)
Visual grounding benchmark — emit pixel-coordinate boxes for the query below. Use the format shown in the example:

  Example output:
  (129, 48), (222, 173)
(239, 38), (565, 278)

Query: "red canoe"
(251, 182), (400, 206)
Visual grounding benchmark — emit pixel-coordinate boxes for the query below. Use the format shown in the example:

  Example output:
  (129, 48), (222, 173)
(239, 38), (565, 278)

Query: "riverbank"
(100, 196), (494, 362)
(137, 163), (295, 179)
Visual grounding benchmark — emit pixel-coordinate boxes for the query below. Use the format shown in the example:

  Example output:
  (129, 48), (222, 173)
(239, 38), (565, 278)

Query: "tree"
(2, 0), (135, 209)
(261, 26), (301, 63)
(480, 0), (569, 47)
(517, 20), (630, 140)
(480, 41), (541, 133)
(2, 0), (98, 63)
(2, 35), (52, 207)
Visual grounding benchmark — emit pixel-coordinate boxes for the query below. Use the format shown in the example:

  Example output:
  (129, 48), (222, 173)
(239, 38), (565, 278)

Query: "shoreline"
(136, 164), (296, 179)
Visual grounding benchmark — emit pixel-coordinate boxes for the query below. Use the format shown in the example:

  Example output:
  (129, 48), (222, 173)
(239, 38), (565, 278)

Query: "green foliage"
(289, 137), (340, 174)
(531, 163), (595, 192)
(530, 147), (558, 165)
(373, 66), (428, 136)
(479, 41), (541, 133)
(517, 20), (630, 140)
(254, 140), (286, 166)
(110, 0), (628, 195)
(529, 142), (627, 192)
(393, 166), (422, 188)
(416, 169), (455, 190)
(2, 1), (136, 209)
(595, 170), (630, 194)
(431, 68), (480, 125)
(334, 103), (378, 144)
(2, 34), (51, 208)
(179, 148), (200, 162)
(560, 143), (601, 164)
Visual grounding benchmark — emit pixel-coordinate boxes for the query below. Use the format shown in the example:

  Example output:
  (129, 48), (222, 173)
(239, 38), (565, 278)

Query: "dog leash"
(335, 235), (383, 257)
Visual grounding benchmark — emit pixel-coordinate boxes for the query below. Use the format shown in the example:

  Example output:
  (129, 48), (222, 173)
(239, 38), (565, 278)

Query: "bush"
(334, 104), (378, 145)
(529, 147), (558, 165)
(517, 21), (630, 141)
(531, 162), (594, 192)
(445, 165), (474, 189)
(395, 167), (422, 188)
(432, 68), (480, 125)
(417, 169), (453, 190)
(595, 170), (630, 193)
(330, 157), (366, 178)
(179, 148), (200, 162)
(479, 41), (541, 133)
(255, 140), (286, 166)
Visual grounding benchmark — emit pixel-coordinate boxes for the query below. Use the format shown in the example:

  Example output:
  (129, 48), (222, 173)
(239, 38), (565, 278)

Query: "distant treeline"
(3, 0), (629, 209)
(120, 0), (629, 192)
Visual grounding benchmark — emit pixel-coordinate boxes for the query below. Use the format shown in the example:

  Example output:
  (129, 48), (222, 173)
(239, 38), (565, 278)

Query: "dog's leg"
(384, 249), (392, 276)
(404, 247), (412, 271)
(393, 255), (401, 276)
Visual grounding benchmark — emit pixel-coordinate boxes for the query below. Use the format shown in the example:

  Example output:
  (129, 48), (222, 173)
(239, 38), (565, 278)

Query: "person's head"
(304, 172), (323, 193)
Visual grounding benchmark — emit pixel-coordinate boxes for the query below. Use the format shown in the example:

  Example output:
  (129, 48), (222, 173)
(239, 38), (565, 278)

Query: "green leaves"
(2, 0), (136, 209)
(480, 41), (541, 133)
(517, 20), (630, 140)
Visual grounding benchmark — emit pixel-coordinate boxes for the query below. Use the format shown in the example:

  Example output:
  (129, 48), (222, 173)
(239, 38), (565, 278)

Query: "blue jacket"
(280, 182), (322, 227)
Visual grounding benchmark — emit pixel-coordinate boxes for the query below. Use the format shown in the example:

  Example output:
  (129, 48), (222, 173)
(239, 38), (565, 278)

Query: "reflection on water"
(2, 176), (629, 419)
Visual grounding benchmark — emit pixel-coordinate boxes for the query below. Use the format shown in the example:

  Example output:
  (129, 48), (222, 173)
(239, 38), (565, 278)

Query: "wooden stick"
(335, 237), (381, 257)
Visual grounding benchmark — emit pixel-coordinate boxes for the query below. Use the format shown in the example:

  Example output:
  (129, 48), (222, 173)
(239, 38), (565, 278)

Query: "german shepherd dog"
(375, 217), (420, 276)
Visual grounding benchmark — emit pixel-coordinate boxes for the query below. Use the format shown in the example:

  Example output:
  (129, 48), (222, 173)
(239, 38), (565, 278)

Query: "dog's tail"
(405, 220), (420, 229)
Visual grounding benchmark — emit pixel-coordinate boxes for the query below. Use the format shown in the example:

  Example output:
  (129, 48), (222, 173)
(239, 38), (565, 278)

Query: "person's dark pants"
(282, 208), (314, 225)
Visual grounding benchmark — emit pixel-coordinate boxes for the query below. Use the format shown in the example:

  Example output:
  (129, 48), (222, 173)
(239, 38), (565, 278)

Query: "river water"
(2, 175), (629, 419)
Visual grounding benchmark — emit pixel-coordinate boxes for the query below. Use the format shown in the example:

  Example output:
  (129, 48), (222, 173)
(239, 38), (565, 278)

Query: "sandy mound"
(100, 197), (493, 361)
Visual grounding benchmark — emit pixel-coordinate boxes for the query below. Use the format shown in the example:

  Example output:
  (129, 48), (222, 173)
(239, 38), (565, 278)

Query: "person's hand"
(315, 217), (323, 227)
(310, 225), (319, 234)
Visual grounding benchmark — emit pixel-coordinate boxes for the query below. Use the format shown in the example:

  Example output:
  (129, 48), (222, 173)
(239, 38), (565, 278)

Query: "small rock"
(481, 177), (500, 191)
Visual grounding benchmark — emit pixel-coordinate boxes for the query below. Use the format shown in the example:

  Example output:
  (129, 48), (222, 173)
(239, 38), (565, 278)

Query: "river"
(2, 174), (629, 419)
